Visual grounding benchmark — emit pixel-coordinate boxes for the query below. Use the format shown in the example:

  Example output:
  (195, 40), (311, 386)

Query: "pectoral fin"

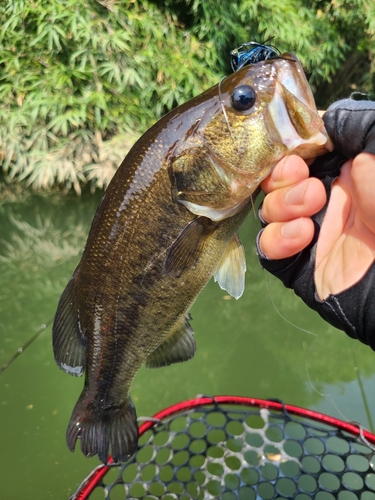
(146, 315), (196, 368)
(163, 217), (217, 277)
(52, 275), (86, 376)
(214, 235), (246, 299)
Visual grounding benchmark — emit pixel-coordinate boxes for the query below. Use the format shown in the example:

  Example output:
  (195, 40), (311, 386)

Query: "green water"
(1, 191), (375, 499)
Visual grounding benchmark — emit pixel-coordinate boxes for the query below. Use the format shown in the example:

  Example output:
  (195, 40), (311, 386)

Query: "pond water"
(1, 190), (375, 499)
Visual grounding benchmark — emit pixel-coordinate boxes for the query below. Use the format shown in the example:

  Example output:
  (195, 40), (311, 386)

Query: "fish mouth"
(268, 54), (333, 157)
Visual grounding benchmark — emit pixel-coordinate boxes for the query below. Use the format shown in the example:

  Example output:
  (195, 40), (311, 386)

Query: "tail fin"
(66, 391), (138, 464)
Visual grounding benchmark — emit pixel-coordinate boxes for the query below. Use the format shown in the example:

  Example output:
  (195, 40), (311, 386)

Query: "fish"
(52, 53), (332, 464)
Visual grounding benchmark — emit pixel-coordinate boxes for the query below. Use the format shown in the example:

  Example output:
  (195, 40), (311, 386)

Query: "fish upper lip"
(268, 80), (330, 153)
(274, 58), (312, 109)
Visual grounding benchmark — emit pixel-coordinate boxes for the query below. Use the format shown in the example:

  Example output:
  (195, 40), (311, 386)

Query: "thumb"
(351, 153), (375, 235)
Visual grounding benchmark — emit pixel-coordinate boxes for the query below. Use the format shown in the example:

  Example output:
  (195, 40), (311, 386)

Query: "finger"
(259, 217), (315, 260)
(261, 155), (310, 194)
(261, 177), (326, 223)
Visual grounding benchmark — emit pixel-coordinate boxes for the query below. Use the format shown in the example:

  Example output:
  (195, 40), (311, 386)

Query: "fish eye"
(230, 85), (256, 111)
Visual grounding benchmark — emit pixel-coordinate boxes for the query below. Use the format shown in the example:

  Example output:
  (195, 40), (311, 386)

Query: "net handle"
(71, 395), (375, 500)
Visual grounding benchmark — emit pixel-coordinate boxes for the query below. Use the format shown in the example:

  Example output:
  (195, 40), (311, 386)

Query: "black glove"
(256, 98), (375, 349)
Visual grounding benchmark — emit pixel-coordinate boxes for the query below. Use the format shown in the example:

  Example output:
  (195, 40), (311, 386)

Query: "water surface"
(1, 191), (375, 499)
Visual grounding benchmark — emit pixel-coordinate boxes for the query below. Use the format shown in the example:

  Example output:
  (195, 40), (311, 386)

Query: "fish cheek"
(203, 109), (287, 176)
(169, 147), (232, 209)
(241, 109), (289, 178)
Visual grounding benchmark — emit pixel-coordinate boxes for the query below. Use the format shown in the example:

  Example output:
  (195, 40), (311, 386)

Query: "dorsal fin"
(52, 275), (86, 376)
(146, 315), (196, 368)
(214, 234), (246, 299)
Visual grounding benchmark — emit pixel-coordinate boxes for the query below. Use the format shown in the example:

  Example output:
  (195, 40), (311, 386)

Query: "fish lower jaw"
(285, 129), (333, 157)
(291, 132), (334, 158)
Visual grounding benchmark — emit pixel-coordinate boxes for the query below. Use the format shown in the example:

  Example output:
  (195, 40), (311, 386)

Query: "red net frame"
(71, 395), (375, 499)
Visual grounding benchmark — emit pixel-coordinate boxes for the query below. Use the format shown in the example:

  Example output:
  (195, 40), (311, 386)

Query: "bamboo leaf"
(0, 0), (373, 192)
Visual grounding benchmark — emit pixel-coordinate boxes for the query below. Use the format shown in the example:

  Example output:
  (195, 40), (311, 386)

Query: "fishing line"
(262, 259), (353, 422)
(262, 266), (317, 338)
(0, 317), (53, 375)
(250, 201), (354, 423)
(304, 345), (330, 398)
(249, 191), (316, 336)
(306, 349), (354, 424)
(218, 77), (240, 156)
(351, 349), (375, 433)
(305, 353), (351, 423)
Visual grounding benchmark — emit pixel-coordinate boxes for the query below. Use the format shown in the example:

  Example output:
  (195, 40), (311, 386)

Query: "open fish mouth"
(268, 53), (333, 157)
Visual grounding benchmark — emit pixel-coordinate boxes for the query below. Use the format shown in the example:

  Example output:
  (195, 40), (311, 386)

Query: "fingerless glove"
(257, 98), (375, 348)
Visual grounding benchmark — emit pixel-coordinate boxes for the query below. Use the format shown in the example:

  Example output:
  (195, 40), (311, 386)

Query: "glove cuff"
(312, 263), (375, 349)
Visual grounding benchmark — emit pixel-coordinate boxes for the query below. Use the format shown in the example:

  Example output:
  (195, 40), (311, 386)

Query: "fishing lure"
(230, 40), (280, 72)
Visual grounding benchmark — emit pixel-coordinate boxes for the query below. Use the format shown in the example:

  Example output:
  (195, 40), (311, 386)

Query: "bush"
(0, 0), (373, 193)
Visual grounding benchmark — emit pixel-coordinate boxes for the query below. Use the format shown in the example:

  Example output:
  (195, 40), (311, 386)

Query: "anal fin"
(214, 234), (246, 299)
(146, 315), (196, 368)
(52, 275), (86, 376)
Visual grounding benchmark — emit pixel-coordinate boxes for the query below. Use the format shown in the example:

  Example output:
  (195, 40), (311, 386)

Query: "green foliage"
(0, 0), (373, 192)
(170, 0), (374, 98)
(0, 0), (218, 192)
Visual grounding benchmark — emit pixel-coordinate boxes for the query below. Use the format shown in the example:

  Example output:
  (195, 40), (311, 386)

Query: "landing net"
(70, 396), (375, 499)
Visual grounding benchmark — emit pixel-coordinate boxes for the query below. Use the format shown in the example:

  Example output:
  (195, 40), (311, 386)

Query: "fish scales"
(53, 54), (333, 463)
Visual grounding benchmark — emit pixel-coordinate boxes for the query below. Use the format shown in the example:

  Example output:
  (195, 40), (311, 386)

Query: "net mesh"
(73, 400), (375, 499)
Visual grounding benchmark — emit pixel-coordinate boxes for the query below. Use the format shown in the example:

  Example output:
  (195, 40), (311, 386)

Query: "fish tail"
(66, 390), (138, 464)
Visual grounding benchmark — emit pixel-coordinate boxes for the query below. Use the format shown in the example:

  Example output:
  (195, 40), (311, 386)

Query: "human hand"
(256, 98), (375, 347)
(258, 153), (375, 300)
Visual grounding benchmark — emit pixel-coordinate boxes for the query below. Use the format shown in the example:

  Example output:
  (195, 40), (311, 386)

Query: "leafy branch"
(0, 0), (373, 193)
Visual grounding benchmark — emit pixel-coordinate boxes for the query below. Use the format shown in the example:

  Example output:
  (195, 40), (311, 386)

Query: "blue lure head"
(230, 40), (280, 72)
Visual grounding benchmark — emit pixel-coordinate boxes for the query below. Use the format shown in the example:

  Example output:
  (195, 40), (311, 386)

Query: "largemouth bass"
(53, 54), (331, 463)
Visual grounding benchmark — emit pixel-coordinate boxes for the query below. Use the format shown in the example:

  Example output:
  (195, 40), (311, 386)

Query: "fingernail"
(281, 218), (302, 239)
(285, 182), (307, 205)
(270, 157), (288, 182)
